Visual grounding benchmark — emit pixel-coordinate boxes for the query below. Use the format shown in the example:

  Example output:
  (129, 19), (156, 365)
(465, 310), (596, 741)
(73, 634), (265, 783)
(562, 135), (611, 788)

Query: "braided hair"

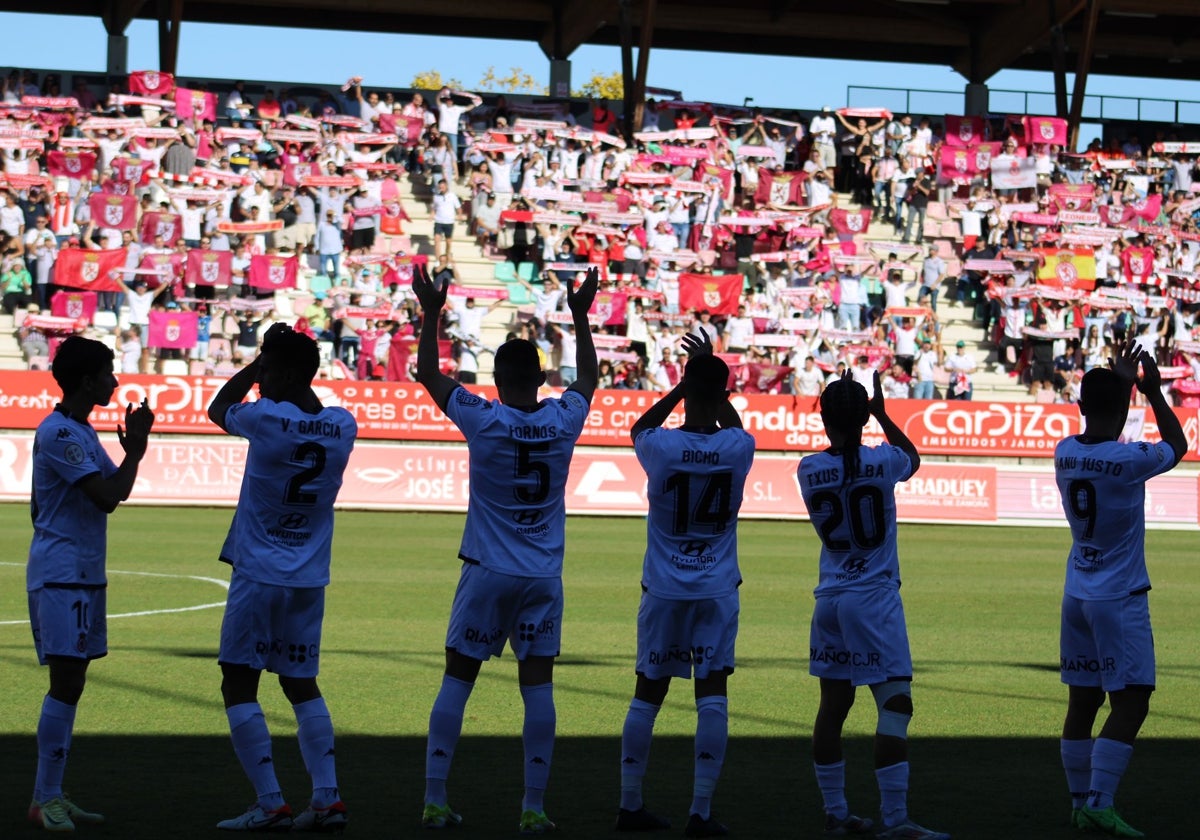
(819, 372), (870, 484)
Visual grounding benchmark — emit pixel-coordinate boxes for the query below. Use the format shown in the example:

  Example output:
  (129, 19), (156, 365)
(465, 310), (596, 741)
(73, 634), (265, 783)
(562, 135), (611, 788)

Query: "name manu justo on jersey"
(1054, 456), (1125, 476)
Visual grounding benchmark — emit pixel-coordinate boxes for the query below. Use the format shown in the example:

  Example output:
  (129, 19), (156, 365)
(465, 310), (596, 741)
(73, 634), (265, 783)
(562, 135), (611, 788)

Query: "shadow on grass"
(2, 735), (1193, 839)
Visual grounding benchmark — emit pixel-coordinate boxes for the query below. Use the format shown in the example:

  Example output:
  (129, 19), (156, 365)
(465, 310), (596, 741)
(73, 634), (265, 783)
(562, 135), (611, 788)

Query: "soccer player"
(26, 336), (154, 832)
(207, 324), (358, 832)
(617, 334), (755, 838)
(799, 372), (949, 840)
(413, 263), (598, 834)
(1056, 342), (1185, 838)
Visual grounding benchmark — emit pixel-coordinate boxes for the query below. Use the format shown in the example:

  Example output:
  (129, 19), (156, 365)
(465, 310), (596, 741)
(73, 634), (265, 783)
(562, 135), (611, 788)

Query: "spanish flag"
(1035, 247), (1096, 291)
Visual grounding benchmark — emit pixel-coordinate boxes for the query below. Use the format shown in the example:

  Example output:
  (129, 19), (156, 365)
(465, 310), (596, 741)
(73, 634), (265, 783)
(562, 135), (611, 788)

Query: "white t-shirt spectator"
(432, 191), (462, 224)
(724, 315), (754, 350)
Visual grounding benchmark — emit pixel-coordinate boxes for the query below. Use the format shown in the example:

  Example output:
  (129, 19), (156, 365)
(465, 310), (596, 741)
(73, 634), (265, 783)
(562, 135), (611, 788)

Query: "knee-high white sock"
(620, 698), (661, 811)
(34, 696), (77, 802)
(1060, 738), (1093, 810)
(293, 697), (338, 807)
(226, 703), (284, 809)
(814, 760), (848, 821)
(424, 675), (474, 806)
(1088, 738), (1133, 810)
(691, 696), (728, 820)
(520, 683), (556, 813)
(875, 761), (909, 829)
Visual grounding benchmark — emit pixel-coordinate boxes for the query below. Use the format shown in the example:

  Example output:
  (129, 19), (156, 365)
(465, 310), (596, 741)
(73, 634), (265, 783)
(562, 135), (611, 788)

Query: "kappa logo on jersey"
(455, 389), (483, 407)
(512, 509), (544, 526)
(55, 428), (73, 440)
(278, 512), (309, 529)
(677, 540), (712, 558)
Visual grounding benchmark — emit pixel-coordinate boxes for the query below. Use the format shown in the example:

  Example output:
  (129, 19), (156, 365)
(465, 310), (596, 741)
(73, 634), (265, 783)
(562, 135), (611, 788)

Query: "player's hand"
(868, 369), (885, 417)
(680, 330), (713, 358)
(261, 321), (291, 352)
(117, 399), (154, 460)
(567, 266), (599, 318)
(411, 264), (447, 315)
(1108, 340), (1139, 387)
(1135, 349), (1161, 394)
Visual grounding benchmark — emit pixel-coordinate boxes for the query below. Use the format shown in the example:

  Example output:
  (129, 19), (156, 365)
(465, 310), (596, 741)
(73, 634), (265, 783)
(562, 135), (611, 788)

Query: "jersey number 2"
(809, 487), (886, 551)
(284, 442), (327, 506)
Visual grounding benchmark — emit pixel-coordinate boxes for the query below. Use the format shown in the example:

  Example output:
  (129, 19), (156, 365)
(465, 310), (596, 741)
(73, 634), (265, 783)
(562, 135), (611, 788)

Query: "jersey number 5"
(514, 442), (551, 504)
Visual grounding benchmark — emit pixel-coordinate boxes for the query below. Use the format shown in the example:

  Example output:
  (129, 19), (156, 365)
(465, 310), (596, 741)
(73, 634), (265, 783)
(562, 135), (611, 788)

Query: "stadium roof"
(29, 0), (1200, 85)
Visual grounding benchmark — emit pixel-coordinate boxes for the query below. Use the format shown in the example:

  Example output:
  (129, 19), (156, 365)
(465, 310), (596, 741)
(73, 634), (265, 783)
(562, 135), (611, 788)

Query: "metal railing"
(847, 84), (1200, 124)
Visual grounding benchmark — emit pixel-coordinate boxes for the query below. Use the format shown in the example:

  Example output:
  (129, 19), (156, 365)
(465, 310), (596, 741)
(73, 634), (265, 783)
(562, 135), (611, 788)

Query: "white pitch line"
(0, 561), (229, 626)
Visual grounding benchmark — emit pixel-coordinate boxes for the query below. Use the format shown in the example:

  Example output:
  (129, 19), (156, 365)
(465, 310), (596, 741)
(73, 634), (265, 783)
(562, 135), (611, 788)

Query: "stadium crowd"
(4, 67), (1200, 404)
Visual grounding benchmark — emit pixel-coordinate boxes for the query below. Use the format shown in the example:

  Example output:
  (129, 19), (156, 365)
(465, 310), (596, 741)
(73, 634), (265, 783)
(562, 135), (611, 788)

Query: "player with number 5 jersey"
(414, 264), (598, 835)
(1054, 343), (1185, 839)
(799, 372), (949, 840)
(208, 324), (357, 833)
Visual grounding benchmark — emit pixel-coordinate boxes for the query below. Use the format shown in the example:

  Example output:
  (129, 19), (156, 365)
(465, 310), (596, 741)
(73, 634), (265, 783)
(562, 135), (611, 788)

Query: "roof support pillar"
(1067, 0), (1099, 151)
(631, 0), (657, 134)
(157, 0), (183, 77)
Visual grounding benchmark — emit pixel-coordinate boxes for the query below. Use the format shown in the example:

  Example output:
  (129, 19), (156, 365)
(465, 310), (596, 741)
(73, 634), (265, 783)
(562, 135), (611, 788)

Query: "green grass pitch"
(1, 504), (1197, 838)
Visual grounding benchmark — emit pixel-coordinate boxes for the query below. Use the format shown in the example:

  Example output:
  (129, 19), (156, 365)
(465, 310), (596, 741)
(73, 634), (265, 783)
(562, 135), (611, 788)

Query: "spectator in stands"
(919, 244), (945, 312)
(431, 179), (463, 259)
(791, 355), (824, 397)
(945, 340), (976, 400)
(900, 167), (933, 245)
(2, 252), (31, 314)
(911, 338), (939, 400)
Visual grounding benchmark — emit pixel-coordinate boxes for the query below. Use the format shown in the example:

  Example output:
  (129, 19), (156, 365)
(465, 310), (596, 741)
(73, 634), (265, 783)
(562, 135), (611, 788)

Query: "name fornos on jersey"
(799, 445), (914, 596)
(445, 387), (589, 578)
(218, 398), (358, 588)
(1055, 436), (1175, 600)
(636, 426), (756, 600)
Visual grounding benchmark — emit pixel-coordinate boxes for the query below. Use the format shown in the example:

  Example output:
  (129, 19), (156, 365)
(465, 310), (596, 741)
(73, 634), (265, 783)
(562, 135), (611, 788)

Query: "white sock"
(691, 696), (728, 819)
(815, 760), (848, 821)
(620, 698), (661, 811)
(34, 696), (76, 803)
(293, 697), (338, 807)
(226, 703), (284, 809)
(875, 761), (909, 828)
(520, 683), (555, 813)
(1060, 738), (1092, 809)
(424, 675), (474, 806)
(1088, 738), (1133, 810)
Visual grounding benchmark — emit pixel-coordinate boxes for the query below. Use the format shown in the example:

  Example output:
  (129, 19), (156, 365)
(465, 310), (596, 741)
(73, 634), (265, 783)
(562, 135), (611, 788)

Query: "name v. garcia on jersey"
(280, 418), (345, 438)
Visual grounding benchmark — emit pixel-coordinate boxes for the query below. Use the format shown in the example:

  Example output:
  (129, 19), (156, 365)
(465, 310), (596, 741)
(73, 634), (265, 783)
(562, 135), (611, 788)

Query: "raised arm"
(78, 399), (154, 513)
(1132, 346), (1187, 466)
(565, 265), (599, 402)
(412, 264), (460, 411)
(867, 369), (920, 473)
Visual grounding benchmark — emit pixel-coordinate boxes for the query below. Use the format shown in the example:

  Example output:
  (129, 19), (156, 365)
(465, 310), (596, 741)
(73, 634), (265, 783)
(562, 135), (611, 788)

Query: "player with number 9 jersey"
(445, 387), (588, 577)
(799, 445), (913, 596)
(217, 397), (357, 587)
(1054, 435), (1174, 601)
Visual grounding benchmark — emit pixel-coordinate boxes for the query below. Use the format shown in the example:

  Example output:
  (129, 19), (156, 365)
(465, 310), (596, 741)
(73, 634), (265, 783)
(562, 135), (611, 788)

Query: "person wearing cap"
(945, 340), (976, 400)
(472, 193), (502, 253)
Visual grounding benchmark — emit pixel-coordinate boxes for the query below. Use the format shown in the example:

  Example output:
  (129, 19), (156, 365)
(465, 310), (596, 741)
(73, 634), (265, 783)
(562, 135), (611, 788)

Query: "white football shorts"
(218, 573), (325, 678)
(635, 590), (739, 680)
(445, 562), (563, 661)
(28, 587), (108, 665)
(1060, 593), (1155, 692)
(809, 586), (912, 685)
